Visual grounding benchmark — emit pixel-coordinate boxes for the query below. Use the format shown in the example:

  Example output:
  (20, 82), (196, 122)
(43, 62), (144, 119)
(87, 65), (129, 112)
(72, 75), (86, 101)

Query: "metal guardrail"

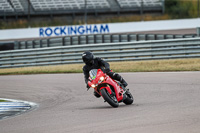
(0, 38), (200, 68)
(0, 41), (15, 51)
(14, 33), (196, 50)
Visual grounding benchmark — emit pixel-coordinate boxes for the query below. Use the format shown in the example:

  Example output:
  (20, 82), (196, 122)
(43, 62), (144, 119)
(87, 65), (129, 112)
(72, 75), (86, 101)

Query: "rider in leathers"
(82, 51), (128, 98)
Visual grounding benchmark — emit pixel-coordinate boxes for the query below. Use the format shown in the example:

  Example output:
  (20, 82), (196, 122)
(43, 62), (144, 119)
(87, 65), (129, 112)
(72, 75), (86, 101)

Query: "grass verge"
(0, 58), (200, 75)
(0, 100), (7, 102)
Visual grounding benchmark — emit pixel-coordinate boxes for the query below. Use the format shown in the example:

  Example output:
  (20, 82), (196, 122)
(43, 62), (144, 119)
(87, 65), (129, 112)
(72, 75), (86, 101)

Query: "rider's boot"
(113, 73), (128, 88)
(121, 78), (128, 88)
(107, 71), (128, 90)
(120, 78), (128, 92)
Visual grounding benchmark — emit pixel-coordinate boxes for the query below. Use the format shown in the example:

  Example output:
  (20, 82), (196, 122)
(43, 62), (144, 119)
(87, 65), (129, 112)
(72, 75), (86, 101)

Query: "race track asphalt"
(0, 72), (200, 133)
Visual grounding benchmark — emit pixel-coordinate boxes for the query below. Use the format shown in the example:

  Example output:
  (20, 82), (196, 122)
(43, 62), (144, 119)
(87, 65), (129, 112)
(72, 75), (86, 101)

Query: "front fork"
(99, 85), (124, 102)
(99, 85), (112, 95)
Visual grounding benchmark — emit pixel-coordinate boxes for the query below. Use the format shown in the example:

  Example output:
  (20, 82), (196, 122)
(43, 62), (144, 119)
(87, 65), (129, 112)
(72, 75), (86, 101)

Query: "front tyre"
(100, 88), (119, 108)
(123, 90), (134, 105)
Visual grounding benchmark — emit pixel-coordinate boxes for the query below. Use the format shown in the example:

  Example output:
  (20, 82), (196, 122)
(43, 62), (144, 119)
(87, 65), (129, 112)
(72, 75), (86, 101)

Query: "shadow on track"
(79, 103), (137, 110)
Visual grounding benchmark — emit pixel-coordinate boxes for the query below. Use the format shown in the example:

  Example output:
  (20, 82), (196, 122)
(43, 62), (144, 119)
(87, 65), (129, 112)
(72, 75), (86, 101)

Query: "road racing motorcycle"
(87, 69), (134, 108)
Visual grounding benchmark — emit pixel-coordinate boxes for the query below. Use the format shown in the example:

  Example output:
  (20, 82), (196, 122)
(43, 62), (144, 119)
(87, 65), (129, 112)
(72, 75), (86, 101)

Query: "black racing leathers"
(83, 57), (128, 88)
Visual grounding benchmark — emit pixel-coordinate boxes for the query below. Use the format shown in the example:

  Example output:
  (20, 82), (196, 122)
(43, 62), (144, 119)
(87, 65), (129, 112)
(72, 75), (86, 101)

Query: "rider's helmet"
(82, 51), (94, 66)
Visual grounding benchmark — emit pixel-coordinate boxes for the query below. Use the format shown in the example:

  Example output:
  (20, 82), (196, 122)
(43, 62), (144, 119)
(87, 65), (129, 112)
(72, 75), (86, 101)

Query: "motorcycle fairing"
(101, 76), (124, 102)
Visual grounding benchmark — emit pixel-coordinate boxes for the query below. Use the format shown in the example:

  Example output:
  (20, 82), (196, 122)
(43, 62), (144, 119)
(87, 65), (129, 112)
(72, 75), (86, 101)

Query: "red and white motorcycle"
(88, 69), (134, 108)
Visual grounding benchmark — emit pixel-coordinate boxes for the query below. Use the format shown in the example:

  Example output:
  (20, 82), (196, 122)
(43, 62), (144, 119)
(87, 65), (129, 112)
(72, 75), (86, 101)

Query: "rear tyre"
(100, 88), (119, 108)
(123, 90), (134, 105)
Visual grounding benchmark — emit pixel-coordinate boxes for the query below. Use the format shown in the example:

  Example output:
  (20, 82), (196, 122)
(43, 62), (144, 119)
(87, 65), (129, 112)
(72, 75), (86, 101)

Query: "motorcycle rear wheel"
(101, 88), (119, 108)
(123, 90), (134, 105)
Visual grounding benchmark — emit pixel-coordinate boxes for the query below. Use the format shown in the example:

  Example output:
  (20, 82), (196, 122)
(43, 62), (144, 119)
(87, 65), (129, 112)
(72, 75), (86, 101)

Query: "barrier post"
(62, 37), (65, 46)
(196, 27), (200, 37)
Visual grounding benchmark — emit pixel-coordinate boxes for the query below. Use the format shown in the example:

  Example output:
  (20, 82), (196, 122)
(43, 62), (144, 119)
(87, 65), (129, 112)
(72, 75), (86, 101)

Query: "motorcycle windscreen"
(89, 69), (98, 80)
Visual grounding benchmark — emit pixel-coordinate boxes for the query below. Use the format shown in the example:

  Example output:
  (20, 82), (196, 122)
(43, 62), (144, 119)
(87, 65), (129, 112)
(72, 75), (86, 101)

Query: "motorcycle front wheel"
(100, 88), (119, 108)
(123, 90), (134, 105)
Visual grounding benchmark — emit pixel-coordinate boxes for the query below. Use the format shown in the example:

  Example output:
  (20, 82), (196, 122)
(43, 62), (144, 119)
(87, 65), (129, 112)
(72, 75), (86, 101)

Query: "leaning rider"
(82, 51), (128, 98)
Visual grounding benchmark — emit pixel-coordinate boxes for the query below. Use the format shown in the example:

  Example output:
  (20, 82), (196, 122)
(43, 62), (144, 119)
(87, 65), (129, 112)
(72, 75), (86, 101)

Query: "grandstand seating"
(30, 0), (110, 11)
(86, 0), (110, 9)
(30, 0), (79, 11)
(0, 0), (14, 13)
(117, 0), (162, 8)
(10, 0), (24, 12)
(143, 0), (162, 7)
(0, 0), (163, 16)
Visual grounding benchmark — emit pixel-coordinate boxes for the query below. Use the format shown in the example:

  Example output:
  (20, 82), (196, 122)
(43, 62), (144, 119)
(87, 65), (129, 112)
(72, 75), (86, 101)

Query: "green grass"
(110, 58), (200, 72)
(0, 100), (7, 102)
(0, 58), (200, 75)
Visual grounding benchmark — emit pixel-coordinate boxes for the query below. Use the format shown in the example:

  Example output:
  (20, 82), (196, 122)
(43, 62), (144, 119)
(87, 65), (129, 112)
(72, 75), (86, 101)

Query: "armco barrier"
(14, 33), (196, 50)
(0, 42), (15, 51)
(0, 38), (200, 68)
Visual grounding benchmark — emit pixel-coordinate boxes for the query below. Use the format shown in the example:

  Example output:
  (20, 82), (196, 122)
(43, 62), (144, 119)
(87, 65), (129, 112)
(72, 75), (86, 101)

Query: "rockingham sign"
(0, 24), (110, 40)
(0, 18), (200, 40)
(39, 24), (109, 37)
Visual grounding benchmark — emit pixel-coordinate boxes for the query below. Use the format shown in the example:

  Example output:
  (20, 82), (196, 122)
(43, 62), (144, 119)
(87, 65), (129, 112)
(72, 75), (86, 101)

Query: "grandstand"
(0, 0), (14, 13)
(10, 0), (24, 12)
(0, 0), (164, 18)
(117, 0), (162, 8)
(29, 0), (110, 11)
